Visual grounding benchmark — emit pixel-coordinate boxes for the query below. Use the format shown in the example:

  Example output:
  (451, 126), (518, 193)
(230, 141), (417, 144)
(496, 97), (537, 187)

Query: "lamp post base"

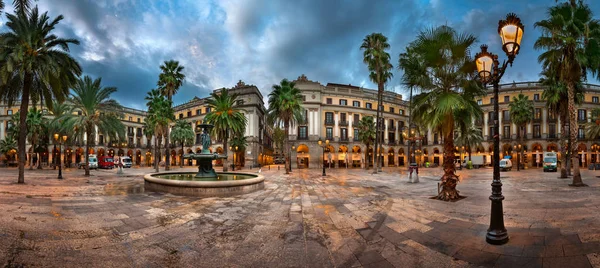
(486, 230), (509, 245)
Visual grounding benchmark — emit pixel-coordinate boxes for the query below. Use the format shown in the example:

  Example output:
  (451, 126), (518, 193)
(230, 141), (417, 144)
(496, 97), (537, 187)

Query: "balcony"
(388, 125), (396, 131)
(474, 120), (483, 126)
(324, 120), (334, 126)
(339, 120), (348, 126)
(388, 141), (396, 146)
(547, 118), (557, 123)
(353, 120), (359, 126)
(340, 137), (349, 142)
(353, 137), (360, 141)
(578, 118), (587, 124)
(127, 132), (134, 137)
(487, 118), (495, 124)
(548, 133), (557, 139)
(502, 118), (511, 124)
(136, 143), (142, 148)
(578, 134), (585, 140)
(128, 143), (135, 148)
(297, 135), (308, 140)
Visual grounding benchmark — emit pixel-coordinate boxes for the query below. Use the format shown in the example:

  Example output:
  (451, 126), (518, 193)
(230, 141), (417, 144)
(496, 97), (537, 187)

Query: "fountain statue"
(183, 124), (226, 178)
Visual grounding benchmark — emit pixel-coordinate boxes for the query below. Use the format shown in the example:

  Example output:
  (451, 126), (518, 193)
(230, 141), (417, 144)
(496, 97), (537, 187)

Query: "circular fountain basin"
(144, 172), (264, 197)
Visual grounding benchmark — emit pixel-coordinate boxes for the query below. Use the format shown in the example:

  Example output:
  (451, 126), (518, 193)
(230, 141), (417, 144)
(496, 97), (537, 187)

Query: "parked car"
(98, 156), (115, 169)
(500, 159), (512, 171)
(78, 154), (98, 169)
(120, 156), (132, 168)
(274, 158), (285, 164)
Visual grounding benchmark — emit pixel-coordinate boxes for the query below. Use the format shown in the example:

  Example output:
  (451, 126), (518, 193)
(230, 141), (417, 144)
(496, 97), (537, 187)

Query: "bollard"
(278, 165), (280, 170)
(269, 165), (271, 170)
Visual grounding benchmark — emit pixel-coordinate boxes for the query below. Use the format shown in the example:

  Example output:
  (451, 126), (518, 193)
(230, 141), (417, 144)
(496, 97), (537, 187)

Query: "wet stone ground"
(1, 166), (600, 267)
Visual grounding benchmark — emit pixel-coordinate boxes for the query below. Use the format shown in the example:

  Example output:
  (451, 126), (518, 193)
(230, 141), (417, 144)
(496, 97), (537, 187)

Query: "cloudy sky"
(3, 0), (599, 109)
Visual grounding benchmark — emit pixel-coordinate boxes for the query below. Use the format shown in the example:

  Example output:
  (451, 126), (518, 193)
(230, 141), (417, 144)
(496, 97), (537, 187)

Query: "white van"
(499, 159), (512, 171)
(79, 154), (98, 169)
(543, 152), (558, 172)
(121, 156), (132, 168)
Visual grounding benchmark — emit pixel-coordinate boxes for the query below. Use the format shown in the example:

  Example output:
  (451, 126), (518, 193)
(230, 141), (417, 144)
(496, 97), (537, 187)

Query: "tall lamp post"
(291, 145), (295, 172)
(514, 144), (522, 171)
(53, 133), (67, 180)
(318, 138), (329, 176)
(474, 13), (524, 245)
(229, 146), (239, 171)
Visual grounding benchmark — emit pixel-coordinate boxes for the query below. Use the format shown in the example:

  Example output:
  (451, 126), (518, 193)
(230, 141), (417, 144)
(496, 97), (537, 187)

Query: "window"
(326, 127), (333, 139)
(196, 109), (201, 115)
(353, 101), (360, 107)
(534, 108), (541, 120)
(353, 114), (359, 124)
(366, 103), (372, 109)
(548, 112), (556, 120)
(128, 116), (132, 121)
(237, 100), (244, 106)
(503, 126), (511, 139)
(326, 98), (332, 104)
(137, 118), (141, 123)
(399, 110), (404, 115)
(341, 128), (348, 140)
(99, 135), (104, 145)
(489, 127), (495, 138)
(502, 110), (510, 121)
(179, 114), (183, 119)
(339, 99), (347, 106)
(434, 133), (439, 144)
(477, 99), (482, 105)
(578, 127), (585, 139)
(206, 107), (211, 113)
(578, 109), (587, 121)
(353, 129), (359, 141)
(490, 97), (495, 104)
(488, 111), (495, 121)
(388, 132), (394, 143)
(594, 96), (599, 103)
(298, 126), (308, 140)
(187, 111), (192, 117)
(340, 113), (347, 123)
(504, 96), (510, 103)
(6, 110), (12, 115)
(549, 124), (556, 138)
(325, 112), (334, 124)
(389, 107), (394, 113)
(533, 125), (541, 138)
(534, 94), (540, 101)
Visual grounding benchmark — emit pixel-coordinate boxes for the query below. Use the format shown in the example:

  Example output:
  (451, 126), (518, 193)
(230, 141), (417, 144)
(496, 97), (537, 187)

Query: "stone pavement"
(1, 166), (600, 267)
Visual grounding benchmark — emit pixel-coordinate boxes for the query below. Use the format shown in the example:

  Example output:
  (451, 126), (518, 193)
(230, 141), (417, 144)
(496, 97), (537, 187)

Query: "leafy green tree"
(455, 125), (483, 162)
(170, 119), (194, 168)
(204, 88), (247, 172)
(0, 7), (81, 183)
(0, 136), (17, 164)
(509, 94), (534, 171)
(157, 60), (185, 171)
(230, 134), (248, 167)
(535, 0), (600, 186)
(360, 33), (393, 173)
(398, 25), (484, 201)
(266, 79), (304, 174)
(145, 89), (174, 172)
(26, 107), (45, 169)
(63, 76), (125, 176)
(356, 116), (376, 170)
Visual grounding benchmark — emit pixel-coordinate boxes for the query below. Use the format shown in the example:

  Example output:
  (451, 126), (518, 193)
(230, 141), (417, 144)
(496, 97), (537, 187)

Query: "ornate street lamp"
(474, 13), (524, 245)
(318, 139), (329, 176)
(514, 144), (522, 171)
(53, 133), (68, 180)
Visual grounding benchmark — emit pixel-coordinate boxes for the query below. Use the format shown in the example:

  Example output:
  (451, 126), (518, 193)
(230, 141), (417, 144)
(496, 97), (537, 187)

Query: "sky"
(2, 0), (599, 109)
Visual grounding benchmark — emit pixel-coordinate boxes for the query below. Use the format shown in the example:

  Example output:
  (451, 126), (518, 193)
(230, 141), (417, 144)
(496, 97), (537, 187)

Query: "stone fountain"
(143, 123), (264, 197)
(182, 124), (226, 178)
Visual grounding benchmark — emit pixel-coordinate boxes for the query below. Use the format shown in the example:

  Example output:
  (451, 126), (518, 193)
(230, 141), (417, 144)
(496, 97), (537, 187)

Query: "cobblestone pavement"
(1, 165), (600, 268)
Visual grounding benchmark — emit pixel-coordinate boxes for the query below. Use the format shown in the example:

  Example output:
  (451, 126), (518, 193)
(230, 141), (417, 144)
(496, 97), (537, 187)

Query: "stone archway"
(338, 145), (349, 168)
(351, 145), (362, 168)
(296, 144), (309, 169)
(387, 148), (395, 167)
(398, 148), (406, 166)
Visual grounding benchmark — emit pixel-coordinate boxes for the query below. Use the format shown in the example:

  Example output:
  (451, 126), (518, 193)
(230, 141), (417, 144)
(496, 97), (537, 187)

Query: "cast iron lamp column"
(318, 139), (329, 176)
(475, 13), (524, 245)
(54, 133), (67, 180)
(290, 145), (295, 172)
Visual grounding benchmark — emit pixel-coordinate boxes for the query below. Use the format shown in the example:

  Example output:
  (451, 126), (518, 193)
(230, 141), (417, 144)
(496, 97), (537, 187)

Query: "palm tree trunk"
(364, 144), (369, 170)
(373, 84), (382, 174)
(29, 140), (34, 170)
(284, 122), (290, 174)
(559, 112), (568, 178)
(180, 143), (184, 168)
(17, 73), (32, 183)
(84, 130), (90, 176)
(437, 129), (460, 201)
(155, 135), (160, 173)
(223, 130), (229, 172)
(568, 83), (584, 186)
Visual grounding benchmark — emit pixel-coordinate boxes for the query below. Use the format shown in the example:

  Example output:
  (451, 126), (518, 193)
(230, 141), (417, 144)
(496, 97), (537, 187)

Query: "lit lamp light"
(474, 12), (524, 246)
(53, 133), (67, 180)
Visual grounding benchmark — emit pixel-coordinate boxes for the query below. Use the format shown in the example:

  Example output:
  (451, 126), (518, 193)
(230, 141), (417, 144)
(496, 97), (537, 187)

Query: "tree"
(13, 0), (36, 17)
(0, 136), (17, 164)
(360, 33), (394, 173)
(26, 107), (45, 169)
(586, 108), (600, 140)
(157, 60), (185, 171)
(273, 127), (285, 157)
(143, 122), (155, 168)
(63, 76), (125, 176)
(47, 100), (72, 170)
(145, 89), (174, 173)
(170, 119), (194, 168)
(535, 0), (600, 186)
(266, 79), (304, 174)
(455, 125), (483, 163)
(398, 25), (484, 201)
(0, 7), (81, 183)
(204, 88), (247, 172)
(509, 94), (534, 171)
(356, 116), (376, 170)
(230, 134), (248, 167)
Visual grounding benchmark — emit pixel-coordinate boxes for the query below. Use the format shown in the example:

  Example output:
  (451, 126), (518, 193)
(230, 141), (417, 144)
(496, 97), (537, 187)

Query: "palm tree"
(0, 7), (81, 183)
(272, 127), (285, 158)
(170, 119), (194, 168)
(157, 60), (185, 171)
(204, 88), (247, 172)
(230, 134), (248, 168)
(0, 136), (17, 165)
(145, 89), (174, 172)
(535, 1), (600, 186)
(455, 125), (484, 163)
(63, 76), (125, 176)
(356, 116), (376, 170)
(266, 79), (304, 174)
(509, 94), (534, 171)
(26, 107), (44, 169)
(398, 25), (484, 201)
(360, 33), (394, 173)
(586, 108), (600, 140)
(13, 0), (36, 17)
(143, 123), (155, 168)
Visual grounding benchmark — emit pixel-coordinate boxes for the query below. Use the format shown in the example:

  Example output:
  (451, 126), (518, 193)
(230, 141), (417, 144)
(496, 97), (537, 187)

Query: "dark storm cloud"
(9, 0), (598, 108)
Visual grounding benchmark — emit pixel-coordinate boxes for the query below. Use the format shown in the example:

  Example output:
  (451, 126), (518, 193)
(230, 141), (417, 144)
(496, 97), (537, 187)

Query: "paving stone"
(493, 255), (542, 268)
(453, 247), (499, 267)
(543, 256), (592, 268)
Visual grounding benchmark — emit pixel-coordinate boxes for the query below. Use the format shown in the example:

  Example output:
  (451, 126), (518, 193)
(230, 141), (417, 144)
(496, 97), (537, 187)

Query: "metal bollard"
(269, 165), (271, 170)
(278, 165), (280, 170)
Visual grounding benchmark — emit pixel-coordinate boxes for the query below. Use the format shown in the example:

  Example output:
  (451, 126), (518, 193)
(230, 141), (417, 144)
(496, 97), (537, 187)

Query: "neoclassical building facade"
(0, 81), (274, 168)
